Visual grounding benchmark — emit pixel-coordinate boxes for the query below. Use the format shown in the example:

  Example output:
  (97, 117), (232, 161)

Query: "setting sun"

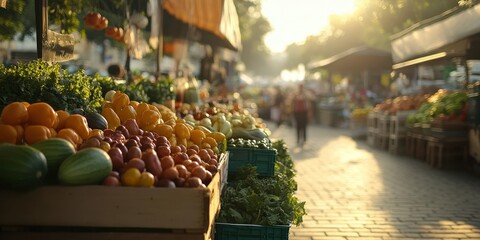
(262, 0), (358, 53)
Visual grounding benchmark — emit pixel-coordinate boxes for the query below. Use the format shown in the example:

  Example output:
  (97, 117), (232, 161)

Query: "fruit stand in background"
(367, 94), (429, 154)
(367, 89), (471, 170)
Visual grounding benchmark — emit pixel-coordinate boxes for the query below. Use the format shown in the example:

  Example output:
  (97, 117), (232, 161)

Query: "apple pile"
(80, 118), (219, 188)
(84, 12), (108, 30)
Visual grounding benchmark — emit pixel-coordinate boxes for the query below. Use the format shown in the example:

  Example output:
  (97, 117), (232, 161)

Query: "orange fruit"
(202, 136), (217, 148)
(64, 114), (90, 140)
(0, 124), (17, 144)
(27, 102), (57, 128)
(24, 125), (51, 144)
(111, 91), (130, 111)
(54, 110), (70, 130)
(190, 129), (206, 145)
(57, 128), (82, 146)
(117, 105), (137, 123)
(1, 102), (29, 125)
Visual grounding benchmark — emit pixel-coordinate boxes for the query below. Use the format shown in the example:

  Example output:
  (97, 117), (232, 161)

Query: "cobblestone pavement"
(268, 123), (480, 240)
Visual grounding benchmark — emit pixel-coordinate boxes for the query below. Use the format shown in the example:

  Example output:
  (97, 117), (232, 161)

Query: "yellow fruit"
(138, 172), (155, 187)
(121, 168), (142, 186)
(190, 129), (206, 145)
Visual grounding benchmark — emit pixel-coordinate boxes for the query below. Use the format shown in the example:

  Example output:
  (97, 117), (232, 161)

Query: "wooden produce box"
(0, 156), (229, 240)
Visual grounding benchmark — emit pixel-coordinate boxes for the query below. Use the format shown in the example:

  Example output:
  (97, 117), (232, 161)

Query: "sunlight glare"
(262, 0), (358, 53)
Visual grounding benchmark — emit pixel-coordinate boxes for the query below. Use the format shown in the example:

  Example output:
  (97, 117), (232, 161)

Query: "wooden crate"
(375, 133), (389, 150)
(367, 128), (377, 146)
(377, 114), (390, 137)
(388, 134), (406, 155)
(389, 115), (409, 138)
(425, 136), (468, 169)
(367, 112), (378, 129)
(0, 157), (228, 240)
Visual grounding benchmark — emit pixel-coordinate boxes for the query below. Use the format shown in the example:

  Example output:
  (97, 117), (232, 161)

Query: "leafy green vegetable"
(0, 60), (103, 113)
(136, 77), (176, 104)
(96, 76), (175, 104)
(218, 139), (306, 226)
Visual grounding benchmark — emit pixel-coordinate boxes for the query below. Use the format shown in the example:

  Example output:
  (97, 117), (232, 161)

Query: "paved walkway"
(268, 123), (480, 240)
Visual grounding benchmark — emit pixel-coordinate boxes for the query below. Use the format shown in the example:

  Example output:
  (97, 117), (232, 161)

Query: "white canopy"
(391, 3), (480, 64)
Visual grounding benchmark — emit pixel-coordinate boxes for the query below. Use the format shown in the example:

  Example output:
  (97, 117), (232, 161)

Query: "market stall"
(390, 2), (480, 170)
(307, 46), (393, 131)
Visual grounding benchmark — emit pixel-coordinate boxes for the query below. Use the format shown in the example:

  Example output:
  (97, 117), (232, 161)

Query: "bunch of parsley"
(218, 140), (306, 226)
(0, 60), (102, 113)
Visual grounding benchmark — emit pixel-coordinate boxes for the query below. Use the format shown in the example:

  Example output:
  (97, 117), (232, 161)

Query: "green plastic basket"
(227, 148), (276, 177)
(215, 223), (290, 240)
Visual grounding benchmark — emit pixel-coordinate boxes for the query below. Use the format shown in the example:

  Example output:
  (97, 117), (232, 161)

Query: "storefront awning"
(308, 46), (392, 73)
(163, 0), (241, 51)
(391, 3), (480, 64)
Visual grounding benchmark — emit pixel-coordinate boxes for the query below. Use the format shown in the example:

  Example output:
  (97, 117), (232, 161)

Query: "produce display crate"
(215, 223), (290, 240)
(388, 134), (406, 155)
(425, 136), (468, 169)
(375, 133), (389, 151)
(376, 114), (390, 136)
(227, 148), (276, 177)
(0, 158), (228, 240)
(367, 127), (378, 147)
(349, 117), (368, 139)
(389, 112), (412, 138)
(367, 111), (378, 129)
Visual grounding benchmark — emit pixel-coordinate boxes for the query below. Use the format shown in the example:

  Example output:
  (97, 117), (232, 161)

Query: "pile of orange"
(0, 102), (91, 147)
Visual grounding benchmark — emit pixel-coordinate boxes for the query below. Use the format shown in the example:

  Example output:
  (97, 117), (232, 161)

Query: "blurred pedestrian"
(271, 86), (284, 127)
(291, 83), (313, 147)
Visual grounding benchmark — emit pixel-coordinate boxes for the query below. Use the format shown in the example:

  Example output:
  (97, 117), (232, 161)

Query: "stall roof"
(308, 46), (392, 73)
(391, 3), (480, 64)
(163, 0), (241, 51)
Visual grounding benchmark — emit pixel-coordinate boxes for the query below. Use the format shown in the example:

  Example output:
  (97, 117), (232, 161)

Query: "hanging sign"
(42, 30), (75, 62)
(0, 0), (7, 8)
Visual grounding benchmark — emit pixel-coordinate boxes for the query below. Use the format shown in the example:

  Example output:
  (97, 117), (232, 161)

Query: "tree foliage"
(234, 0), (273, 76)
(280, 0), (470, 75)
(0, 1), (26, 41)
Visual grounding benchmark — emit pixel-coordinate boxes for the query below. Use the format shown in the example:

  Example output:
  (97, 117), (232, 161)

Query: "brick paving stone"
(267, 123), (480, 240)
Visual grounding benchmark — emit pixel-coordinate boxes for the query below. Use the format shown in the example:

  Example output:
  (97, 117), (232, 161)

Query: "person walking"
(271, 86), (284, 127)
(291, 83), (312, 147)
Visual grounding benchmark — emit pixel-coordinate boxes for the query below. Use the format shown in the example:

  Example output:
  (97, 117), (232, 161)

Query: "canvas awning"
(308, 46), (392, 73)
(162, 0), (241, 51)
(391, 3), (480, 66)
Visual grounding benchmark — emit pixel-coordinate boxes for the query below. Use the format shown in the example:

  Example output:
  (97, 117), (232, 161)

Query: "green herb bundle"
(136, 77), (175, 104)
(0, 60), (102, 113)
